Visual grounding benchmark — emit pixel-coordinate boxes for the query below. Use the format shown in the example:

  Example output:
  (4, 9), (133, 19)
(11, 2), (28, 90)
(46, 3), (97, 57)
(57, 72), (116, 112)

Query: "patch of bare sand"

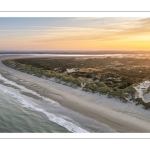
(1, 55), (150, 132)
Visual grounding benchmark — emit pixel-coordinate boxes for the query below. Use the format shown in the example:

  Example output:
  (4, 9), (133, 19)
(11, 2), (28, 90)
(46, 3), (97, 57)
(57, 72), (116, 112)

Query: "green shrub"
(98, 86), (110, 94)
(144, 102), (150, 109)
(133, 98), (145, 105)
(84, 82), (97, 93)
(108, 90), (127, 102)
(123, 86), (136, 94)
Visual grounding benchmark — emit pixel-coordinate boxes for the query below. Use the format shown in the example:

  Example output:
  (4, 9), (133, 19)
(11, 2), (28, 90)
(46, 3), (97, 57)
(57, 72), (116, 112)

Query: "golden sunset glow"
(0, 17), (150, 51)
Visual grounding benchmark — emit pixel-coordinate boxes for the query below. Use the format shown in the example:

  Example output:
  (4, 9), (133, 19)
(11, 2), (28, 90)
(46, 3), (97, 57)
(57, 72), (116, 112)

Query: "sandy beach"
(1, 54), (150, 132)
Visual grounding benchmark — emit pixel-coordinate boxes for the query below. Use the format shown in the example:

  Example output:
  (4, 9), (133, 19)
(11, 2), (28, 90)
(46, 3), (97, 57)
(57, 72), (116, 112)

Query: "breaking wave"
(0, 75), (89, 133)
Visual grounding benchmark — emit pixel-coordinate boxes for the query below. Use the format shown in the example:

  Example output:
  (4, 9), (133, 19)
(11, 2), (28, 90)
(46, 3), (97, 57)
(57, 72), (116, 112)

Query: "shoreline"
(1, 55), (150, 132)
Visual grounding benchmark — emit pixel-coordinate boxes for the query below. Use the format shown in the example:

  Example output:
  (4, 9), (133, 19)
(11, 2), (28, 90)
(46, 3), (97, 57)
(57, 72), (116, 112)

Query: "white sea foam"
(0, 74), (56, 104)
(0, 79), (89, 133)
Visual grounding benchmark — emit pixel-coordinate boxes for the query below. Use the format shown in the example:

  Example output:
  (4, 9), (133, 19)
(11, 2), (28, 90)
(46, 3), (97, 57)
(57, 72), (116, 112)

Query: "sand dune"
(1, 54), (150, 132)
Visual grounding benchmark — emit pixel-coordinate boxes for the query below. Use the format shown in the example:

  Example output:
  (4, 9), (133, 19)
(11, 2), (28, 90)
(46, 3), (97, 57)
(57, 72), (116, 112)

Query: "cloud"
(1, 17), (150, 51)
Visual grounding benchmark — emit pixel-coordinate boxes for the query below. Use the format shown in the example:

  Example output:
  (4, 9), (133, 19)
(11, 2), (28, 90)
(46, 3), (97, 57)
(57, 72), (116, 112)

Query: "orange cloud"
(0, 17), (150, 51)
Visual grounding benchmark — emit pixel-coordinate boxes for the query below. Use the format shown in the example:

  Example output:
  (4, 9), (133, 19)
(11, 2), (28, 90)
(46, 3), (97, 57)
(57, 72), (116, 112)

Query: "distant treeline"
(3, 56), (150, 108)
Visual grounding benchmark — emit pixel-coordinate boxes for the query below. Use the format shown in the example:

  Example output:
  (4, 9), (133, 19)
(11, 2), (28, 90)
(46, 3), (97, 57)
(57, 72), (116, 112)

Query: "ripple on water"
(0, 91), (71, 133)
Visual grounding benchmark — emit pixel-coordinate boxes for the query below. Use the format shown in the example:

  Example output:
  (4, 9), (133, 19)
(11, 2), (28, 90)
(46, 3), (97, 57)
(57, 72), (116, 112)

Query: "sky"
(0, 17), (150, 52)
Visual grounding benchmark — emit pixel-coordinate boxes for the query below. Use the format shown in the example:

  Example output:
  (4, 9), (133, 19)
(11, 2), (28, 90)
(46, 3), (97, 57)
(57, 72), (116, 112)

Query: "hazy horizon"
(1, 50), (150, 54)
(0, 17), (150, 52)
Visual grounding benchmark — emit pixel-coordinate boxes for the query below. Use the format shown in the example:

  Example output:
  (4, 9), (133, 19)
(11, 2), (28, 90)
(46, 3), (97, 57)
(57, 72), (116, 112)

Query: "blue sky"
(0, 17), (150, 51)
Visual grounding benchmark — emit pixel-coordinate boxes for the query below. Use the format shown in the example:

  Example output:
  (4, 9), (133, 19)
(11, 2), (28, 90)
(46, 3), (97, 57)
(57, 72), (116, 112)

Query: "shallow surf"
(0, 73), (114, 133)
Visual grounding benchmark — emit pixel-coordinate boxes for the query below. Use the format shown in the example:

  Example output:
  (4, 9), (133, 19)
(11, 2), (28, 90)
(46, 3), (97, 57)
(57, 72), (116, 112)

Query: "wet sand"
(1, 54), (150, 132)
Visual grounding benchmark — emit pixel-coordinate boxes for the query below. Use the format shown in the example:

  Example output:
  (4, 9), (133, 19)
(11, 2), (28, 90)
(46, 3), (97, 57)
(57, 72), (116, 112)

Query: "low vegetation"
(3, 56), (150, 108)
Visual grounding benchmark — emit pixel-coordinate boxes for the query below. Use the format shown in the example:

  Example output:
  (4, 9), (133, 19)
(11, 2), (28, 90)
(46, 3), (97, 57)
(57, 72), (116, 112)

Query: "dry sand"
(1, 54), (150, 132)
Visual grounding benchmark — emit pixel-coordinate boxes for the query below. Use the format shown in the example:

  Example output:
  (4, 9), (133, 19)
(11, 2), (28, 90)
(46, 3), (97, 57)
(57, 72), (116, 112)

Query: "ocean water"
(0, 90), (71, 133)
(0, 76), (89, 133)
(0, 72), (115, 133)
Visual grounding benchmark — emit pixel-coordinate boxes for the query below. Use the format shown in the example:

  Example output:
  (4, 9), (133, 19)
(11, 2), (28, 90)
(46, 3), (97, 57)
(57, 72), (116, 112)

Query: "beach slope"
(1, 55), (150, 132)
